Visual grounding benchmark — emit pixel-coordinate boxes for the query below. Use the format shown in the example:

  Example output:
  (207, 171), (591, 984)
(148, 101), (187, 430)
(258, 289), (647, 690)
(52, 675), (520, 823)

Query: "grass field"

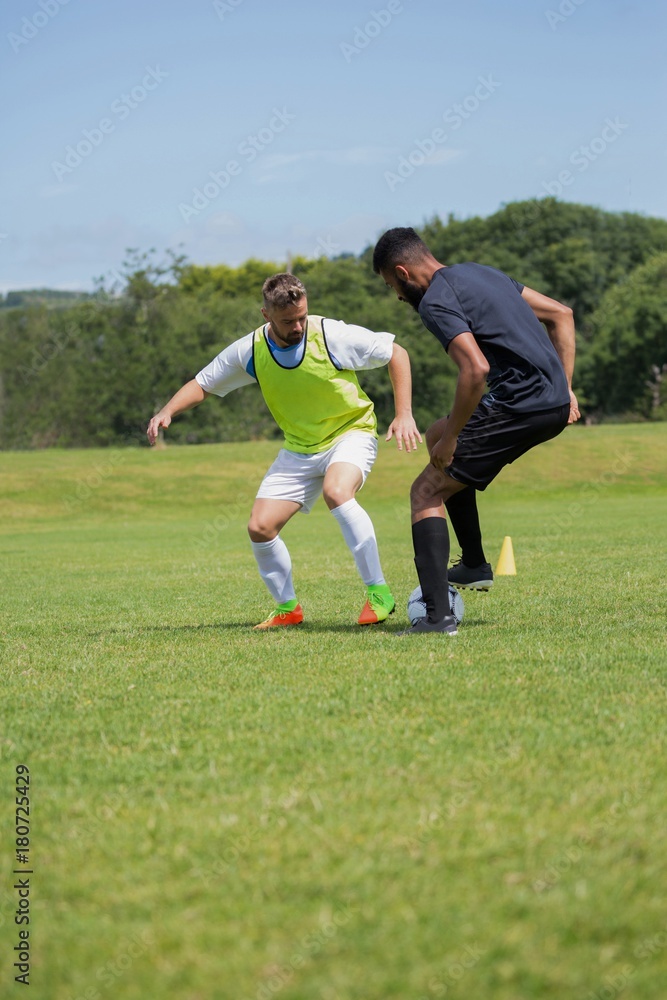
(1, 423), (666, 1000)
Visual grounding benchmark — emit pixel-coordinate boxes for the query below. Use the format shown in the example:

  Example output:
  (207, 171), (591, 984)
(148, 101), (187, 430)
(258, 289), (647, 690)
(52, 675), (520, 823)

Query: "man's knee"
(247, 517), (278, 542)
(323, 482), (354, 510)
(410, 472), (437, 513)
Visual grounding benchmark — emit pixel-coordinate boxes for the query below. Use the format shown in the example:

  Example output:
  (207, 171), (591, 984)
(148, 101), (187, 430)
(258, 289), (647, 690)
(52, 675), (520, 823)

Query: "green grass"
(1, 423), (666, 1000)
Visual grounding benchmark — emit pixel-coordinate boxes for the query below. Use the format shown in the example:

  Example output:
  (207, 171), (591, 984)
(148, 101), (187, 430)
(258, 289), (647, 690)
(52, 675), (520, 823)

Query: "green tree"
(579, 251), (667, 417)
(3, 201), (667, 449)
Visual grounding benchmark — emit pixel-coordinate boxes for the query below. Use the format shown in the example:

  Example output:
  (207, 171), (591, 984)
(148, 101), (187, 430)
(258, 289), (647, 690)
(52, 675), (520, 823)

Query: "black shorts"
(447, 400), (570, 491)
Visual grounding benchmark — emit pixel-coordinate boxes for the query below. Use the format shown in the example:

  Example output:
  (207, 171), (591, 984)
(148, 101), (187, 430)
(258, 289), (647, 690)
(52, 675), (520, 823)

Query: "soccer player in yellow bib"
(147, 273), (421, 629)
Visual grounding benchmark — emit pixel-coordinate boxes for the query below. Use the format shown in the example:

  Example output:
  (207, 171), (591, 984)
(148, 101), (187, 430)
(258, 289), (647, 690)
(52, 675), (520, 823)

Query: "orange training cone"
(496, 536), (516, 576)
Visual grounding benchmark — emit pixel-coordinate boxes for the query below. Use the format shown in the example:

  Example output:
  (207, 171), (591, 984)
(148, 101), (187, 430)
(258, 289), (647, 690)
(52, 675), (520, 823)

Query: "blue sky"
(2, 0), (665, 292)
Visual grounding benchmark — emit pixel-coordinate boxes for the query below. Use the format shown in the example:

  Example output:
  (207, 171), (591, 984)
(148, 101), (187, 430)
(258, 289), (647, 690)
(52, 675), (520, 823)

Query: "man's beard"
(396, 276), (425, 311)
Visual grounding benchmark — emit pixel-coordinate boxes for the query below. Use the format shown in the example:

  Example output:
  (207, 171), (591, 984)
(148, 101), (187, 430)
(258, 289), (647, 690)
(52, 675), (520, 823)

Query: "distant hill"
(0, 288), (92, 310)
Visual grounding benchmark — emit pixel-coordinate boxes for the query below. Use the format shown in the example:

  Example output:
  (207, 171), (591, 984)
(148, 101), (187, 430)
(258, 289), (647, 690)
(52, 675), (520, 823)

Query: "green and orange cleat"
(253, 600), (304, 630)
(358, 584), (396, 625)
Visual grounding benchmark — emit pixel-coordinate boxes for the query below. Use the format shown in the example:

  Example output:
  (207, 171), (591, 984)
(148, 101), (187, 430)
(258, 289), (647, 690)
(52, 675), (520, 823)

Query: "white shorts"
(256, 431), (378, 514)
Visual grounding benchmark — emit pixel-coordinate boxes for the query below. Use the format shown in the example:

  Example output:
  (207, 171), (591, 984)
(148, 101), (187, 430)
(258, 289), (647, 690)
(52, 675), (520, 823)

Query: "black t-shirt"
(418, 263), (570, 413)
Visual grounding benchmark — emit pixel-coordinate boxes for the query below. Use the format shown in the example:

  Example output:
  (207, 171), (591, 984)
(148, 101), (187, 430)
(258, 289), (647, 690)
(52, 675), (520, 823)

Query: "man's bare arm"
(428, 331), (489, 471)
(147, 379), (210, 445)
(385, 342), (422, 451)
(521, 285), (580, 423)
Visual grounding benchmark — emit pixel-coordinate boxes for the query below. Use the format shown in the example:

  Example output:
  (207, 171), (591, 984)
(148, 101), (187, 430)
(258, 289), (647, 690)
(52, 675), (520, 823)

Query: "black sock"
(412, 517), (451, 622)
(445, 488), (486, 566)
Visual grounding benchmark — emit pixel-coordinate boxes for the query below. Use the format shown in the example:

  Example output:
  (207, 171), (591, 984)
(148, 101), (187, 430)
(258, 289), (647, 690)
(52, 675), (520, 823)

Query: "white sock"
(330, 498), (385, 587)
(251, 536), (296, 604)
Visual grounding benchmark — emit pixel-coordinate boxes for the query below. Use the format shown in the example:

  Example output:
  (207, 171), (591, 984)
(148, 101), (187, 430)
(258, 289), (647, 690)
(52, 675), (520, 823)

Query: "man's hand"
(147, 410), (171, 446)
(386, 415), (422, 452)
(568, 388), (580, 424)
(429, 432), (457, 472)
(146, 380), (209, 446)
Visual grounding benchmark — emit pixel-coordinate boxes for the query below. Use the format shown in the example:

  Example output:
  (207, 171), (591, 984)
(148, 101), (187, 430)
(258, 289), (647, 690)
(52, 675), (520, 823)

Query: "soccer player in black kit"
(373, 227), (580, 635)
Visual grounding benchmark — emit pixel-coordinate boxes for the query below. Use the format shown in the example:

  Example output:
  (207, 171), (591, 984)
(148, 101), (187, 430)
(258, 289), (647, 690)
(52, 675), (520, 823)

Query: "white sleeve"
(322, 318), (395, 371)
(195, 332), (256, 398)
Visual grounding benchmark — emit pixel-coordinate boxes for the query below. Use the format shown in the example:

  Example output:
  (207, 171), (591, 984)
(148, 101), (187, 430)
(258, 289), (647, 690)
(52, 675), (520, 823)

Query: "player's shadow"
(301, 611), (489, 631)
(248, 617), (489, 634)
(87, 617), (488, 639)
(86, 622), (251, 638)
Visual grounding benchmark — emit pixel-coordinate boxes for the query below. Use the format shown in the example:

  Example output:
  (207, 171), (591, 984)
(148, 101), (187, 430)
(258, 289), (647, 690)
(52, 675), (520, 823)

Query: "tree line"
(1, 198), (666, 450)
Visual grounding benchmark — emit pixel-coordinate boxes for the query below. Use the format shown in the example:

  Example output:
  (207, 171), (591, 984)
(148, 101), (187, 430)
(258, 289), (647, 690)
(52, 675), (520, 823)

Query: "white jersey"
(195, 318), (395, 398)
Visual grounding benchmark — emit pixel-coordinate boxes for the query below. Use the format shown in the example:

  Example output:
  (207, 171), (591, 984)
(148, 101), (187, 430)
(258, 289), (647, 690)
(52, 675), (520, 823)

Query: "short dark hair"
(372, 227), (431, 274)
(262, 273), (307, 309)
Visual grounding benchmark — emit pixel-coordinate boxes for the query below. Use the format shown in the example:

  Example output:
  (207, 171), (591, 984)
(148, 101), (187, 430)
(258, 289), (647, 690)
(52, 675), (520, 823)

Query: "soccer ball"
(407, 584), (464, 626)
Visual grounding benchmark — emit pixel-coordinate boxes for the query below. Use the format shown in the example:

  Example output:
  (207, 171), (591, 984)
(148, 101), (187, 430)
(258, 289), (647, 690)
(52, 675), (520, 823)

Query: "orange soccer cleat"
(253, 604), (304, 630)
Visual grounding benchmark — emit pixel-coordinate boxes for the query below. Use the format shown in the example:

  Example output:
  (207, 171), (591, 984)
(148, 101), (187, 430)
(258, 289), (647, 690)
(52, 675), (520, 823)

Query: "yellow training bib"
(252, 316), (377, 454)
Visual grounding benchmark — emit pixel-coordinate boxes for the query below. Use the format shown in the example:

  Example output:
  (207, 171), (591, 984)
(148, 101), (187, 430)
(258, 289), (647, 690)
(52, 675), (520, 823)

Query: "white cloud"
(422, 148), (465, 166)
(254, 146), (397, 184)
(257, 152), (305, 170)
(39, 183), (79, 198)
(20, 216), (159, 267)
(322, 147), (396, 166)
(205, 211), (246, 234)
(171, 212), (389, 269)
(1, 216), (163, 290)
(0, 279), (87, 295)
(261, 146), (395, 169)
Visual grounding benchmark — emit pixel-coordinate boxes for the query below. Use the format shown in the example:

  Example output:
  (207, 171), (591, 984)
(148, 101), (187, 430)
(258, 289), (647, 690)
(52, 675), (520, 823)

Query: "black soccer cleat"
(448, 558), (494, 591)
(397, 615), (458, 637)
